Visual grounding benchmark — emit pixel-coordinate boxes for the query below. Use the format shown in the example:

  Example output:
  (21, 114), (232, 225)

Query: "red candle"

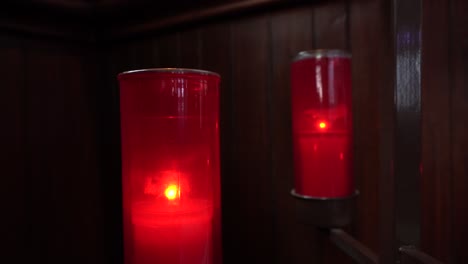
(291, 50), (354, 198)
(118, 69), (221, 264)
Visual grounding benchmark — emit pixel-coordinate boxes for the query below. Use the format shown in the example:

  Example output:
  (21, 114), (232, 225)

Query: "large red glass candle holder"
(118, 69), (221, 264)
(291, 50), (354, 198)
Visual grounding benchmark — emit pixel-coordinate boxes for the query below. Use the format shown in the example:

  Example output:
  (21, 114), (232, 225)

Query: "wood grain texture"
(128, 38), (158, 70)
(348, 1), (396, 263)
(420, 0), (452, 262)
(200, 22), (232, 264)
(179, 28), (202, 69)
(314, 0), (348, 50)
(394, 0), (422, 248)
(25, 45), (64, 263)
(21, 41), (105, 264)
(102, 43), (132, 264)
(450, 0), (468, 262)
(156, 33), (181, 67)
(349, 2), (386, 252)
(0, 36), (28, 264)
(230, 15), (274, 264)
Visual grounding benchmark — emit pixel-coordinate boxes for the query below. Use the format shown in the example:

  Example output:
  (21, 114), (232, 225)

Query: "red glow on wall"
(119, 69), (221, 264)
(291, 50), (354, 198)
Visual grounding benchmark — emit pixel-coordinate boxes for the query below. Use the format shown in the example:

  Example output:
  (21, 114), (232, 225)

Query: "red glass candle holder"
(291, 50), (354, 198)
(118, 69), (221, 264)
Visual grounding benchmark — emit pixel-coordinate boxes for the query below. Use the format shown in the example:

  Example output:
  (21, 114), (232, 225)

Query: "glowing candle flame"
(319, 121), (327, 129)
(164, 184), (179, 200)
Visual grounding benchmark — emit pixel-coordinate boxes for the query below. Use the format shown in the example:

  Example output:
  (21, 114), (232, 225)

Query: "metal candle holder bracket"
(290, 189), (359, 228)
(290, 189), (380, 264)
(290, 190), (442, 264)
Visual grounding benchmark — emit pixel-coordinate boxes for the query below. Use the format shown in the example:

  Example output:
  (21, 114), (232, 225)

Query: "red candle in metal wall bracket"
(118, 68), (221, 264)
(291, 50), (354, 198)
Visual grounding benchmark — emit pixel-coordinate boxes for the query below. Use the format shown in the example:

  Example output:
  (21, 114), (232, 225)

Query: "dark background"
(1, 0), (467, 263)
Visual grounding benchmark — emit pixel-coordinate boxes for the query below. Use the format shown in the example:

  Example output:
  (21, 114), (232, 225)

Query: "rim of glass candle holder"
(290, 189), (360, 201)
(118, 68), (221, 79)
(293, 49), (351, 61)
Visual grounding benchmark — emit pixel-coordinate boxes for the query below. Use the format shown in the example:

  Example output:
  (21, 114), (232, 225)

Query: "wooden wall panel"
(451, 0), (468, 262)
(200, 22), (232, 264)
(128, 39), (157, 70)
(180, 28), (202, 69)
(421, 0), (452, 262)
(22, 42), (105, 264)
(0, 37), (28, 264)
(314, 0), (348, 50)
(102, 43), (132, 264)
(349, 0), (381, 254)
(230, 15), (274, 264)
(25, 46), (64, 263)
(157, 33), (181, 67)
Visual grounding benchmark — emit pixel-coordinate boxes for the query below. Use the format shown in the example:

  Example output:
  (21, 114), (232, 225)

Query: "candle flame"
(319, 121), (327, 129)
(165, 184), (179, 200)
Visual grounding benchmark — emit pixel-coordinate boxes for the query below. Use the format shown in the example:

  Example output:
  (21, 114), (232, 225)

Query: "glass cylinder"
(118, 69), (221, 264)
(290, 50), (354, 198)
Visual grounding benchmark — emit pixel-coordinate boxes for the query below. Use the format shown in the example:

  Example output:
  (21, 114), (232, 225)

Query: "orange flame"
(164, 184), (179, 200)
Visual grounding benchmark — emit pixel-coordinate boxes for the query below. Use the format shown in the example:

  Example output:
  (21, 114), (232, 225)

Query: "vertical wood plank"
(270, 6), (320, 264)
(200, 22), (232, 264)
(450, 0), (468, 262)
(102, 43), (132, 264)
(420, 0), (452, 262)
(128, 38), (158, 70)
(314, 0), (348, 50)
(180, 28), (202, 69)
(25, 43), (64, 263)
(350, 0), (395, 263)
(231, 16), (273, 264)
(0, 37), (28, 264)
(394, 0), (422, 248)
(60, 53), (105, 264)
(349, 0), (382, 254)
(156, 33), (181, 67)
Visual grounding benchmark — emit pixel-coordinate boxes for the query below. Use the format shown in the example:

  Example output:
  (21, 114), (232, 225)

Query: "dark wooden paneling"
(60, 53), (105, 264)
(349, 0), (383, 255)
(23, 42), (105, 264)
(25, 45), (64, 263)
(314, 0), (348, 50)
(421, 0), (452, 262)
(102, 43), (132, 264)
(157, 33), (181, 67)
(350, 0), (396, 263)
(200, 21), (232, 264)
(180, 28), (202, 69)
(230, 15), (274, 263)
(270, 7), (318, 264)
(128, 38), (157, 70)
(106, 0), (309, 39)
(394, 0), (422, 248)
(451, 0), (468, 262)
(0, 37), (29, 264)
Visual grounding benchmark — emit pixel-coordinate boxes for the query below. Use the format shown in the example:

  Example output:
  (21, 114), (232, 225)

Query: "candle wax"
(131, 200), (213, 264)
(294, 132), (352, 197)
